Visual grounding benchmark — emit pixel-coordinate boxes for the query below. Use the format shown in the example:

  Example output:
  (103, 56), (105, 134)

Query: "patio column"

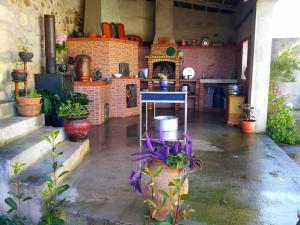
(249, 0), (277, 133)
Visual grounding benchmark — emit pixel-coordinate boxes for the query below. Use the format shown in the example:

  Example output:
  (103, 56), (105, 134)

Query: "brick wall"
(178, 46), (236, 79)
(74, 79), (140, 125)
(110, 78), (140, 118)
(138, 45), (237, 80)
(67, 38), (138, 78)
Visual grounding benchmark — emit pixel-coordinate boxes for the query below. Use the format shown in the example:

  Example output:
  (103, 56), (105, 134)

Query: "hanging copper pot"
(75, 54), (91, 82)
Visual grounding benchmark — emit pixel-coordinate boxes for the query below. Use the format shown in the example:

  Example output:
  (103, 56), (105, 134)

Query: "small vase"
(159, 79), (168, 91)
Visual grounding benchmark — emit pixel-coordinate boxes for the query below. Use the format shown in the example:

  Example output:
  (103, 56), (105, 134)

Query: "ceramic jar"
(75, 54), (91, 82)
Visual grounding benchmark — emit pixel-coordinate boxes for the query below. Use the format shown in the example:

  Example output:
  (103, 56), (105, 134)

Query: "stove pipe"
(44, 15), (56, 74)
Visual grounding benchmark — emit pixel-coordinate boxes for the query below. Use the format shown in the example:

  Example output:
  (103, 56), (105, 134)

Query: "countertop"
(200, 79), (238, 84)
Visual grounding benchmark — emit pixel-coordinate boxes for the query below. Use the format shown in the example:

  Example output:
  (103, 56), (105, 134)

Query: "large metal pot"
(154, 116), (178, 132)
(227, 84), (241, 95)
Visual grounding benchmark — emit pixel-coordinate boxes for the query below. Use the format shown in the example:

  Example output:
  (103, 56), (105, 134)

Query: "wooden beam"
(176, 0), (235, 11)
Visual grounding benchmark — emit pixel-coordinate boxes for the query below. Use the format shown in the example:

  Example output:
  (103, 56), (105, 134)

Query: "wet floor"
(63, 110), (300, 225)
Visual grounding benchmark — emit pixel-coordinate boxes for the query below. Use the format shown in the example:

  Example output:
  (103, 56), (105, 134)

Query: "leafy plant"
(270, 44), (300, 82)
(39, 91), (62, 117)
(241, 104), (255, 121)
(0, 162), (32, 225)
(267, 44), (300, 144)
(267, 107), (300, 144)
(58, 100), (89, 119)
(28, 89), (42, 98)
(158, 73), (168, 80)
(131, 133), (202, 171)
(67, 92), (91, 106)
(38, 130), (70, 225)
(140, 167), (194, 225)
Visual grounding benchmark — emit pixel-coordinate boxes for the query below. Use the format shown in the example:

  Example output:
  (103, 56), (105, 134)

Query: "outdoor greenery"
(38, 91), (90, 120)
(241, 104), (255, 121)
(0, 131), (70, 225)
(58, 100), (89, 119)
(267, 44), (300, 144)
(0, 162), (32, 225)
(38, 130), (70, 225)
(141, 167), (194, 225)
(28, 89), (42, 98)
(39, 91), (62, 117)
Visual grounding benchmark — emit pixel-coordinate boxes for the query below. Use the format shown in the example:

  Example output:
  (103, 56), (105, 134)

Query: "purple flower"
(130, 170), (142, 193)
(145, 133), (154, 152)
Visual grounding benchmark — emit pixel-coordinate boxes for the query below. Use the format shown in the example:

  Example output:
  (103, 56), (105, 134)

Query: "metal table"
(139, 91), (188, 146)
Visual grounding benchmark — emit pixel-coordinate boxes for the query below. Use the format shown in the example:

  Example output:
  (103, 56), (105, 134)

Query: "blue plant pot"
(160, 80), (169, 91)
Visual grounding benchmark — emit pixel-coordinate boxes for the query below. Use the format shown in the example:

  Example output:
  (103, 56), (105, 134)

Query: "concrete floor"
(62, 110), (300, 225)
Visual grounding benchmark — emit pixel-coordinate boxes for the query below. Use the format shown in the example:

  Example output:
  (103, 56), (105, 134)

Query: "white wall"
(272, 0), (300, 38)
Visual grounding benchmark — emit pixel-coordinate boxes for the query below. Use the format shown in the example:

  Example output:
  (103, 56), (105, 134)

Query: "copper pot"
(75, 54), (91, 81)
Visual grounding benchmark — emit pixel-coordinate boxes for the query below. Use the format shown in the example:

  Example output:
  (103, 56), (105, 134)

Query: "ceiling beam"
(175, 0), (236, 11)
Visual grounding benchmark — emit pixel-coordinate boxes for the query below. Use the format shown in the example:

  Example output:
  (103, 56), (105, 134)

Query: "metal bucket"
(154, 116), (178, 132)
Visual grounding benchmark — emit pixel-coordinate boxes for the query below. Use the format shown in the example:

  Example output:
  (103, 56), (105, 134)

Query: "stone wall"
(0, 0), (84, 100)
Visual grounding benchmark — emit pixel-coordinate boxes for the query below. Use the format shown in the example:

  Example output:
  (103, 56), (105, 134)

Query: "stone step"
(0, 100), (15, 119)
(0, 114), (45, 147)
(12, 139), (90, 223)
(0, 127), (65, 179)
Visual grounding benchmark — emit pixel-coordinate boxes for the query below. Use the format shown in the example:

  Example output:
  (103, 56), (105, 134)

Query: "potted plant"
(241, 103), (256, 133)
(58, 93), (91, 142)
(158, 73), (168, 91)
(39, 90), (64, 127)
(130, 134), (202, 223)
(16, 89), (42, 117)
(11, 60), (26, 81)
(19, 47), (33, 62)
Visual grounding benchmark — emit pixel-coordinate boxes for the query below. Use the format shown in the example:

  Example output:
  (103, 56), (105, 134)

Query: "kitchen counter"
(200, 79), (238, 84)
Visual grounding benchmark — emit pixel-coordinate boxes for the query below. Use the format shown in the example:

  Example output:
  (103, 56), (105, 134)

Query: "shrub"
(267, 107), (300, 144)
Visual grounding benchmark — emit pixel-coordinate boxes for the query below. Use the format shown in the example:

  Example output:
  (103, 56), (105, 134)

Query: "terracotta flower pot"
(17, 97), (42, 105)
(64, 117), (91, 142)
(17, 104), (42, 117)
(141, 159), (188, 221)
(241, 120), (256, 133)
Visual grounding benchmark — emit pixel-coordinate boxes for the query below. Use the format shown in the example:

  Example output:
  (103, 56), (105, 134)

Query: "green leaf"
(5, 197), (17, 212)
(52, 161), (58, 171)
(158, 190), (169, 198)
(58, 171), (69, 179)
(180, 193), (189, 201)
(180, 173), (189, 186)
(50, 130), (60, 140)
(166, 214), (173, 223)
(55, 184), (70, 195)
(42, 175), (53, 183)
(153, 166), (163, 177)
(144, 199), (157, 208)
(23, 196), (32, 201)
(43, 136), (51, 144)
(7, 191), (17, 197)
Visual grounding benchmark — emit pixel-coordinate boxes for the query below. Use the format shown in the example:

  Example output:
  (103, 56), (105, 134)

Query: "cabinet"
(227, 96), (245, 126)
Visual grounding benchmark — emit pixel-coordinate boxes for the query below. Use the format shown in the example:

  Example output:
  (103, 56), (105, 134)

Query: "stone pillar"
(153, 0), (175, 43)
(84, 0), (120, 34)
(249, 0), (277, 133)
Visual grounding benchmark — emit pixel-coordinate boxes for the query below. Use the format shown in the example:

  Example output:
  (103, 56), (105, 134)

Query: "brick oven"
(146, 44), (182, 92)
